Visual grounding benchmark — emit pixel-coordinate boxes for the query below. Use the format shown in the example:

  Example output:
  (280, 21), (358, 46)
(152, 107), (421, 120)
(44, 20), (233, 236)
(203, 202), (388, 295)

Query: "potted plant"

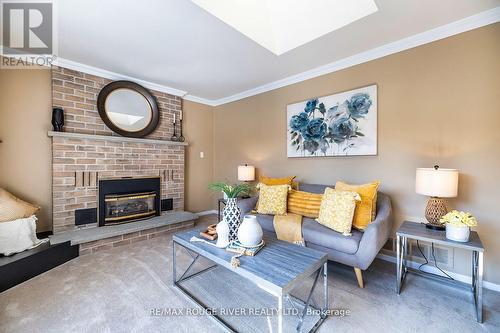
(208, 182), (252, 241)
(440, 210), (477, 242)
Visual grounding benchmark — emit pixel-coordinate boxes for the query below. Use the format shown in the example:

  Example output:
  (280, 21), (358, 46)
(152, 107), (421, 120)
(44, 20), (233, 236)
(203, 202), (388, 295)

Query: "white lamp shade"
(415, 168), (459, 198)
(238, 165), (255, 181)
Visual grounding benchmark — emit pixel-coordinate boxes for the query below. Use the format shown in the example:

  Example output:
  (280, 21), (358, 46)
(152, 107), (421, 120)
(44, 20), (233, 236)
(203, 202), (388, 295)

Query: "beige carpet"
(1, 215), (499, 333)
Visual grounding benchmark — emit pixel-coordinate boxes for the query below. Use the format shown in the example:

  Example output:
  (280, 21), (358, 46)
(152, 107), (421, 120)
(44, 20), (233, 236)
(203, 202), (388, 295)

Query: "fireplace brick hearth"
(50, 66), (187, 233)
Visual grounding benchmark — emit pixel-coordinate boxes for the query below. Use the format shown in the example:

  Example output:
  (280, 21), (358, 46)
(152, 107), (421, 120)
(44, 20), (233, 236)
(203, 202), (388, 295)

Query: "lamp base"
(424, 197), (447, 230)
(425, 223), (446, 231)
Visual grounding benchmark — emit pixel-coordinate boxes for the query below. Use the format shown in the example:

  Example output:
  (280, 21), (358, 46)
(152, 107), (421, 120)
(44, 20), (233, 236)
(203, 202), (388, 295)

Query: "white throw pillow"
(0, 215), (46, 256)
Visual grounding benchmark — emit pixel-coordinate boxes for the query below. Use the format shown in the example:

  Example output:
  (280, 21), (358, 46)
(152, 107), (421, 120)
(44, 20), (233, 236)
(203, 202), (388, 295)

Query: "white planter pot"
(445, 224), (470, 242)
(237, 215), (263, 247)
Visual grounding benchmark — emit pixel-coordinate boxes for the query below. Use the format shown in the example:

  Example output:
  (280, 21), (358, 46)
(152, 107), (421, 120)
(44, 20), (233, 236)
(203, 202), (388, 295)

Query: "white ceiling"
(57, 0), (500, 104)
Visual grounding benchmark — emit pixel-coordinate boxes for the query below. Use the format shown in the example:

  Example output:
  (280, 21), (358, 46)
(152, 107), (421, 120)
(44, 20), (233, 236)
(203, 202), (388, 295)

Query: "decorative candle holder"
(178, 119), (185, 142)
(170, 120), (179, 141)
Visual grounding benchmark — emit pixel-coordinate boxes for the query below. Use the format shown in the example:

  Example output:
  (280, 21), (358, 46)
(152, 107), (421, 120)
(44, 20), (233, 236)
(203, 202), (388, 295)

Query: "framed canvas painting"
(287, 84), (377, 157)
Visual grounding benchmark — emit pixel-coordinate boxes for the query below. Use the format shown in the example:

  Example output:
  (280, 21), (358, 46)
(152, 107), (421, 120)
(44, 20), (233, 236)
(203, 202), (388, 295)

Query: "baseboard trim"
(376, 253), (500, 292)
(196, 210), (218, 217)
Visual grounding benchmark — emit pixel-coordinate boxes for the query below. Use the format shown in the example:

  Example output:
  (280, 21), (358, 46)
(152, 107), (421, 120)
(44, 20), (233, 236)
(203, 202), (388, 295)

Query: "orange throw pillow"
(287, 190), (323, 218)
(259, 175), (298, 189)
(335, 181), (380, 230)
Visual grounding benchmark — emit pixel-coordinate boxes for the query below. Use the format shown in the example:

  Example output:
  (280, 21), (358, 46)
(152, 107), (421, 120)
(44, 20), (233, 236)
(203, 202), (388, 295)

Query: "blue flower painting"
(287, 85), (377, 157)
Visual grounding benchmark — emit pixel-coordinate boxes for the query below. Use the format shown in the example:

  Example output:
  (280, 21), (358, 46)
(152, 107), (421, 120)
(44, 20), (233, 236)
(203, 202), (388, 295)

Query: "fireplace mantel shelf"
(47, 131), (188, 146)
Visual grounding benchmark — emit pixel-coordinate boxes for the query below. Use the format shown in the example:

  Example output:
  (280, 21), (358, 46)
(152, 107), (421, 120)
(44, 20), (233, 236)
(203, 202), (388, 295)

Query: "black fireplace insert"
(98, 177), (161, 226)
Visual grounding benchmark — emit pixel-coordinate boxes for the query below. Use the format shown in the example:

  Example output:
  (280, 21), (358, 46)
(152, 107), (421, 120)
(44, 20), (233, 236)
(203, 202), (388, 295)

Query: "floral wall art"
(287, 84), (377, 157)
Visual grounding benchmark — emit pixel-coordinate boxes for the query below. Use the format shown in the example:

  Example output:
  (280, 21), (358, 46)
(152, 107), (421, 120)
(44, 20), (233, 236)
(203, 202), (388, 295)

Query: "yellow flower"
(440, 210), (477, 227)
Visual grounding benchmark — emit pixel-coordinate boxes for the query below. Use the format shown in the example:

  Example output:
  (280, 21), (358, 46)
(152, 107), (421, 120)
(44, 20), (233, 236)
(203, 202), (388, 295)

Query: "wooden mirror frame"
(97, 80), (159, 138)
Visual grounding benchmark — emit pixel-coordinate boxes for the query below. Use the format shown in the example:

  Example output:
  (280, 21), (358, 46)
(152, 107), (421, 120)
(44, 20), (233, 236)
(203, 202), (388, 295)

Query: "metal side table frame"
(172, 238), (329, 333)
(396, 221), (484, 323)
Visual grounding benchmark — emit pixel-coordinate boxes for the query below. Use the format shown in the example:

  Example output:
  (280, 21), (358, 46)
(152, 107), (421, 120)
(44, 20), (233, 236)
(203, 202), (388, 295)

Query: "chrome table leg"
(278, 294), (284, 333)
(396, 235), (401, 294)
(323, 262), (328, 318)
(172, 240), (177, 285)
(476, 252), (483, 323)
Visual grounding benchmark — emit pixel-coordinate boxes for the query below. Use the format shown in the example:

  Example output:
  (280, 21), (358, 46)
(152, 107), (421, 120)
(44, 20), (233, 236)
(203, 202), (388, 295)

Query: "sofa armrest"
(355, 193), (393, 270)
(238, 196), (259, 215)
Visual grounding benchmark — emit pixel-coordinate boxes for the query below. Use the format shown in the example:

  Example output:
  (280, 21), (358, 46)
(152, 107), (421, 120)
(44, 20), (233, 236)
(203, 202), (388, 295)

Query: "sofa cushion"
(298, 183), (333, 194)
(316, 188), (360, 235)
(256, 184), (289, 215)
(254, 214), (275, 232)
(259, 175), (298, 189)
(302, 218), (363, 254)
(336, 180), (380, 230)
(287, 190), (322, 218)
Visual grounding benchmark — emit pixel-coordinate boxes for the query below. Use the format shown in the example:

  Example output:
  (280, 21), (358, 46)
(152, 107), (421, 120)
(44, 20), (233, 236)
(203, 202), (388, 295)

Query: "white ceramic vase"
(237, 215), (263, 247)
(445, 223), (470, 242)
(215, 219), (230, 248)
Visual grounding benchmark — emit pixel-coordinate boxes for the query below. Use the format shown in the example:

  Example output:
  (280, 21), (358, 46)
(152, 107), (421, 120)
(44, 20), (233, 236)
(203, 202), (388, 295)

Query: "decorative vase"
(215, 220), (230, 248)
(51, 107), (64, 131)
(237, 215), (263, 247)
(223, 198), (241, 241)
(445, 224), (470, 242)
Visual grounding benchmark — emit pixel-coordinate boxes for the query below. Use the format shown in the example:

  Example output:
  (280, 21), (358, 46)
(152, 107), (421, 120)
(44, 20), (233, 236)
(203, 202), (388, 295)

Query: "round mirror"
(97, 81), (159, 138)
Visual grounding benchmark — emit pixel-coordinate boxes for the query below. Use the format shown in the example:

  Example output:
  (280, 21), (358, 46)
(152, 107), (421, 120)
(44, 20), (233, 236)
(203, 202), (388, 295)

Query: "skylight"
(191, 0), (378, 55)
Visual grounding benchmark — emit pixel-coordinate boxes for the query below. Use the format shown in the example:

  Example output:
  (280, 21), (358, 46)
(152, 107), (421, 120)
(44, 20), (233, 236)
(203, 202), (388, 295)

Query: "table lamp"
(415, 165), (459, 230)
(238, 164), (255, 182)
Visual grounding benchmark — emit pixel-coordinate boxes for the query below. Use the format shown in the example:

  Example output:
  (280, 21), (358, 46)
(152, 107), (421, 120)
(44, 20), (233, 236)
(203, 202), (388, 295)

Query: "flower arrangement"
(208, 182), (252, 198)
(440, 210), (477, 228)
(289, 92), (373, 155)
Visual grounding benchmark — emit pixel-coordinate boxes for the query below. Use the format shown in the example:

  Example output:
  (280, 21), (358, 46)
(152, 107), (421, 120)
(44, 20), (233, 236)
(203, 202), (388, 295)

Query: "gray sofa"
(238, 183), (393, 288)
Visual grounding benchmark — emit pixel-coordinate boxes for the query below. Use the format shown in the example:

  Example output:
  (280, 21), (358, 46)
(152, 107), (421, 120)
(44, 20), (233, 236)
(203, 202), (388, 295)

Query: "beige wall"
(183, 100), (216, 212)
(0, 68), (53, 231)
(213, 24), (500, 283)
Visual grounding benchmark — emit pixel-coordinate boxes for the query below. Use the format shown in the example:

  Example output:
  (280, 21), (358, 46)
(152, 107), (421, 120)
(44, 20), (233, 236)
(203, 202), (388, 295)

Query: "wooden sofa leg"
(354, 267), (364, 288)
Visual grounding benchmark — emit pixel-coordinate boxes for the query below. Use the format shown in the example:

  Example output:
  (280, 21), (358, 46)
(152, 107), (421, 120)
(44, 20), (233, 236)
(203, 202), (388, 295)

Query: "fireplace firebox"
(98, 177), (161, 226)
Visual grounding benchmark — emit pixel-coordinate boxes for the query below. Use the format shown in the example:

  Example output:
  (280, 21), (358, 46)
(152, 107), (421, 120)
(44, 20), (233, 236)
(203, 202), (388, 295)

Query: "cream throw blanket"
(273, 213), (305, 246)
(0, 215), (48, 256)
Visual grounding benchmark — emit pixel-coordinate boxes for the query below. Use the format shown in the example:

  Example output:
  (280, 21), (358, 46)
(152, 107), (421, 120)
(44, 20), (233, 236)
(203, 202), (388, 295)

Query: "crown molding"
(51, 7), (499, 106)
(208, 7), (500, 106)
(53, 58), (187, 97)
(183, 94), (218, 107)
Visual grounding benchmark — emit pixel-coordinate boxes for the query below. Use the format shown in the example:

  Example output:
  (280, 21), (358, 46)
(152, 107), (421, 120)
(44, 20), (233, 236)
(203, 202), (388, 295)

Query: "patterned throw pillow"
(287, 190), (323, 218)
(335, 180), (380, 230)
(256, 184), (290, 215)
(0, 188), (40, 223)
(316, 188), (361, 235)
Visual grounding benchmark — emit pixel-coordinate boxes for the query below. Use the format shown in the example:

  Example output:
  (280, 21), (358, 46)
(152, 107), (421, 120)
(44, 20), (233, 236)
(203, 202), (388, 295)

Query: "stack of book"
(226, 240), (265, 256)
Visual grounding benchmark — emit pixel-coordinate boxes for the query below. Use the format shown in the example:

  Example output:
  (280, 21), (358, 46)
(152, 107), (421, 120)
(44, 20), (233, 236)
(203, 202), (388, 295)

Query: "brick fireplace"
(50, 66), (186, 233)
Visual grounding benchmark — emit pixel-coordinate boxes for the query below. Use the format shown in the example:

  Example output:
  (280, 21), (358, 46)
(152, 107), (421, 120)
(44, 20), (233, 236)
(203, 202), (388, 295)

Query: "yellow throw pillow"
(259, 175), (299, 190)
(335, 180), (380, 230)
(0, 188), (41, 222)
(256, 184), (290, 215)
(287, 190), (323, 218)
(316, 188), (361, 235)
